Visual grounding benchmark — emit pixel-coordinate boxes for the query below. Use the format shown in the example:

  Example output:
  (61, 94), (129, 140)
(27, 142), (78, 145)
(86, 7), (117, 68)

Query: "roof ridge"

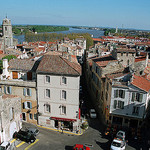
(59, 56), (80, 75)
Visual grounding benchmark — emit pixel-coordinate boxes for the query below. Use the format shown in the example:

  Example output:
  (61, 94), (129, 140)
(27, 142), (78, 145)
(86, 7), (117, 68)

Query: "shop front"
(50, 117), (77, 132)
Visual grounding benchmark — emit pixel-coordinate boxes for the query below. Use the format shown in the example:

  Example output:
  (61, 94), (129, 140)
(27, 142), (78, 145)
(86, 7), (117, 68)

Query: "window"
(4, 86), (12, 94)
(46, 89), (50, 98)
(29, 113), (33, 120)
(23, 88), (32, 96)
(5, 27), (7, 31)
(24, 101), (32, 109)
(114, 100), (117, 109)
(118, 101), (124, 109)
(9, 107), (14, 120)
(126, 53), (128, 56)
(114, 89), (125, 98)
(132, 93), (143, 102)
(121, 53), (123, 56)
(61, 106), (66, 114)
(34, 114), (37, 120)
(62, 77), (67, 84)
(132, 106), (139, 115)
(45, 76), (50, 83)
(62, 90), (66, 100)
(44, 104), (50, 113)
(107, 82), (109, 91)
(114, 100), (124, 109)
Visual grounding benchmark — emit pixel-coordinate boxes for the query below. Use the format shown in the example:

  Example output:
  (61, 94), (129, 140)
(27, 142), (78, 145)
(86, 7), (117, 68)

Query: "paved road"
(11, 119), (143, 150)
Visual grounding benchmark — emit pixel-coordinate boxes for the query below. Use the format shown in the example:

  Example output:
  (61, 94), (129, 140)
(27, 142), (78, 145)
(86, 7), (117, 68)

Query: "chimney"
(2, 59), (9, 79)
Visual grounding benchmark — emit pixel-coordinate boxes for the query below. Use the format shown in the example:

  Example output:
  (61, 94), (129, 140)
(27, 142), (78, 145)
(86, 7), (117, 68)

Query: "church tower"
(2, 17), (13, 48)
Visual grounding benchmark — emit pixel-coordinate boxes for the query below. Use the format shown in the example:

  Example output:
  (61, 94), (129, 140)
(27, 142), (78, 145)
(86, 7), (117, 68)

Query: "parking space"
(10, 138), (39, 150)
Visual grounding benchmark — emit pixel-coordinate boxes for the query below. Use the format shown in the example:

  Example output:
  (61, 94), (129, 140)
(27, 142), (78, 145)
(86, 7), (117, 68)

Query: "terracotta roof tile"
(37, 55), (81, 76)
(131, 75), (150, 92)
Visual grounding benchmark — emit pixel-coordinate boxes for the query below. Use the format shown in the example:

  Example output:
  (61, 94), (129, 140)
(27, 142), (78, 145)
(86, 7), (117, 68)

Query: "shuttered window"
(4, 86), (12, 94)
(23, 88), (32, 96)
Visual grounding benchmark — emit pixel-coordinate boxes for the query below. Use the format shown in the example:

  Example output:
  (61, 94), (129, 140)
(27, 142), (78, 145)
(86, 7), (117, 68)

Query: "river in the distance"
(13, 27), (104, 44)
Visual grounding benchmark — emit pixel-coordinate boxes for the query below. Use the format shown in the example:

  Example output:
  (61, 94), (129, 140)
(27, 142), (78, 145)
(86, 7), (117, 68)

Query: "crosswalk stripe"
(16, 141), (25, 148)
(24, 139), (39, 150)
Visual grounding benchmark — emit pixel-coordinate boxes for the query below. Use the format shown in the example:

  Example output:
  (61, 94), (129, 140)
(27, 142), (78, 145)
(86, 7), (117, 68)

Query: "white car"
(0, 141), (11, 150)
(116, 131), (125, 140)
(110, 138), (126, 150)
(89, 109), (97, 118)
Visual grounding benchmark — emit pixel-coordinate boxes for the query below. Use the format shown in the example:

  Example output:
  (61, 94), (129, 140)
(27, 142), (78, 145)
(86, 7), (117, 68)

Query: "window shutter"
(22, 103), (25, 109)
(123, 90), (125, 98)
(122, 102), (124, 109)
(30, 102), (32, 109)
(132, 93), (135, 102)
(29, 88), (32, 96)
(9, 87), (12, 94)
(23, 88), (26, 96)
(139, 94), (143, 102)
(114, 100), (117, 109)
(4, 86), (6, 94)
(24, 102), (27, 109)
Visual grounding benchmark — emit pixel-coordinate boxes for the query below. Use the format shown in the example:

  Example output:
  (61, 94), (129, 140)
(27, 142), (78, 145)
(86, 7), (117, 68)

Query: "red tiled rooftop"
(135, 56), (146, 62)
(131, 75), (150, 92)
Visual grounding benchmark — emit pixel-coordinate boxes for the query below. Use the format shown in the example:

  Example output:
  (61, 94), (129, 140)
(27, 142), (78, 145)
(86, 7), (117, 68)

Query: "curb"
(37, 125), (83, 136)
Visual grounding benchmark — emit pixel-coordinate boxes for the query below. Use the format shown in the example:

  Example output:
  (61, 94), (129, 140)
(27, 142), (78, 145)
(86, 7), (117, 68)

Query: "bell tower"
(2, 17), (13, 48)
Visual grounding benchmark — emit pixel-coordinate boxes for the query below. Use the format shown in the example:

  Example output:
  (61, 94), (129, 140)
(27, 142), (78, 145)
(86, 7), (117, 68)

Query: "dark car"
(25, 127), (39, 136)
(13, 130), (36, 143)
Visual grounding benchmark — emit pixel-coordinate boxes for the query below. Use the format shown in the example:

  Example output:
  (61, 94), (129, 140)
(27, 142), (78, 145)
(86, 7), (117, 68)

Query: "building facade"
(37, 55), (81, 132)
(0, 94), (22, 143)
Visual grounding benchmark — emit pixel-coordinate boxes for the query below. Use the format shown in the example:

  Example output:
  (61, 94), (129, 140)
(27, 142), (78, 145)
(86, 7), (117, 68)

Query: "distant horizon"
(9, 24), (150, 32)
(0, 0), (150, 31)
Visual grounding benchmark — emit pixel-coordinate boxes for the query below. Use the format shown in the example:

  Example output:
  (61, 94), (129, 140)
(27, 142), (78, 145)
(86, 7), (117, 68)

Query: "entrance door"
(55, 120), (58, 128)
(22, 113), (26, 121)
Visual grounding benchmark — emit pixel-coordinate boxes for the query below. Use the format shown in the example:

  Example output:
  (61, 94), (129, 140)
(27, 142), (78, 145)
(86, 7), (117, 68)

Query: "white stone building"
(0, 94), (22, 143)
(37, 55), (81, 132)
(109, 74), (150, 128)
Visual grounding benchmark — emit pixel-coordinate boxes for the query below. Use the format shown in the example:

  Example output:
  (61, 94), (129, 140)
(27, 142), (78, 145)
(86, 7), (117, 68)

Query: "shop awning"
(50, 117), (77, 122)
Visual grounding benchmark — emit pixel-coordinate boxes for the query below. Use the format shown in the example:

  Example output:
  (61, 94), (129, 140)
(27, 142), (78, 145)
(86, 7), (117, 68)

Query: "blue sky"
(0, 0), (150, 30)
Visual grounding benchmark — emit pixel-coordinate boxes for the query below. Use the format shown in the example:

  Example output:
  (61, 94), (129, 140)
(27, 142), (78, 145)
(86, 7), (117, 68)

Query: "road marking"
(24, 139), (39, 150)
(16, 141), (25, 148)
(10, 139), (16, 143)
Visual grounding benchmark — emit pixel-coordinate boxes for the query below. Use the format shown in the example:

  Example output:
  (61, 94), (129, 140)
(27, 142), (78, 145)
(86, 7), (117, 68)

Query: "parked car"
(89, 109), (97, 118)
(13, 130), (36, 143)
(0, 142), (10, 150)
(116, 131), (126, 140)
(25, 127), (39, 136)
(73, 144), (90, 150)
(110, 138), (126, 150)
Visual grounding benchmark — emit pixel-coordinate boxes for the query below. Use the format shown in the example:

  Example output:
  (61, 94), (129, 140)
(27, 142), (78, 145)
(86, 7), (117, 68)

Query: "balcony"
(0, 79), (36, 87)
